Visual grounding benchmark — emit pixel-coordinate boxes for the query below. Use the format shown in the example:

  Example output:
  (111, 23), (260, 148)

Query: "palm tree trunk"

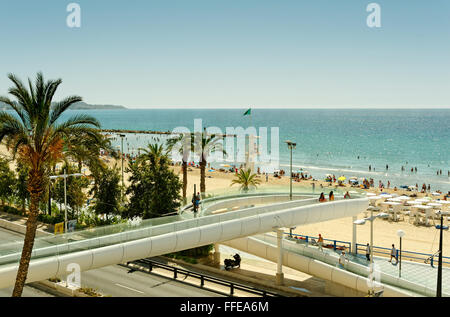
(200, 160), (206, 196)
(12, 192), (40, 297)
(182, 161), (187, 201)
(12, 170), (44, 297)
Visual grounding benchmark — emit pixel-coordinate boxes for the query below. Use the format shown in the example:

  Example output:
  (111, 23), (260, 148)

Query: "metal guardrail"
(285, 233), (352, 252)
(125, 258), (281, 297)
(355, 244), (450, 267)
(285, 232), (450, 267)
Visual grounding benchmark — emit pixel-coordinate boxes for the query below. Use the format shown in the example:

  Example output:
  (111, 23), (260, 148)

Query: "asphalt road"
(0, 227), (222, 297)
(80, 265), (224, 297)
(0, 284), (55, 297)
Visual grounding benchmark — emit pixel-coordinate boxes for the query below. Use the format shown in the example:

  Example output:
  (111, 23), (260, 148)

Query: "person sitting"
(329, 191), (334, 201)
(319, 192), (327, 202)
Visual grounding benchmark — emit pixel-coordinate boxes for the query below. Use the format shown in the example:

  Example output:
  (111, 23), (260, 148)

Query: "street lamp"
(354, 211), (389, 296)
(50, 169), (84, 233)
(119, 134), (126, 202)
(284, 140), (296, 200)
(435, 210), (448, 297)
(396, 229), (405, 278)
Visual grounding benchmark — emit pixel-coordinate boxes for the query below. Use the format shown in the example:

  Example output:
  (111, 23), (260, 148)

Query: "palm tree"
(194, 129), (226, 197)
(0, 72), (102, 297)
(65, 132), (114, 172)
(231, 168), (261, 192)
(166, 133), (193, 202)
(136, 143), (169, 167)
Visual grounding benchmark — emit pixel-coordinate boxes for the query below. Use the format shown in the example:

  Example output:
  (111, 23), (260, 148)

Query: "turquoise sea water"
(58, 109), (450, 192)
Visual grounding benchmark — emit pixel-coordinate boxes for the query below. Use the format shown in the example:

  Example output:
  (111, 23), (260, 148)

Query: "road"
(0, 227), (222, 297)
(79, 265), (224, 297)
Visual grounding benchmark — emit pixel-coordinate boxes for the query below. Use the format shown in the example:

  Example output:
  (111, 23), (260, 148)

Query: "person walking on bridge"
(366, 243), (371, 261)
(318, 234), (324, 252)
(389, 244), (398, 264)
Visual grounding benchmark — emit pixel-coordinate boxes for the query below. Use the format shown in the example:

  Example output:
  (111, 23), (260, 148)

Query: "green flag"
(243, 108), (251, 116)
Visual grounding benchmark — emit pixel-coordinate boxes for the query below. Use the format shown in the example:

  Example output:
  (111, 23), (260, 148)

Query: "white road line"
(114, 283), (145, 294)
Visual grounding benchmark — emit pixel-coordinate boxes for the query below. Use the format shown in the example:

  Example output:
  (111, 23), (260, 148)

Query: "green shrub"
(176, 245), (213, 258)
(37, 213), (64, 225)
(0, 205), (24, 216)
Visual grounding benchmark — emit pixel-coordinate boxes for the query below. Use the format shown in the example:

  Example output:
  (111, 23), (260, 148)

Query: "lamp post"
(435, 211), (448, 297)
(354, 211), (389, 296)
(50, 169), (84, 233)
(119, 134), (126, 202)
(396, 229), (405, 278)
(285, 140), (296, 200)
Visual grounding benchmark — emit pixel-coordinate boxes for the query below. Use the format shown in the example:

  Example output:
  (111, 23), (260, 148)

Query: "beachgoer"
(319, 193), (327, 202)
(329, 191), (334, 201)
(366, 243), (371, 261)
(389, 244), (398, 264)
(265, 173), (268, 182)
(344, 191), (351, 199)
(318, 234), (324, 252)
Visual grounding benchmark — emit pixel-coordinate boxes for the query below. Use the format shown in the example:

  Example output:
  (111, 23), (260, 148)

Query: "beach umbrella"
(220, 164), (231, 168)
(325, 174), (332, 177)
(338, 176), (346, 181)
(350, 177), (358, 180)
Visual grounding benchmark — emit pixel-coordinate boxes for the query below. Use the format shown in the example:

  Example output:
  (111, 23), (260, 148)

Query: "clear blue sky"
(0, 0), (449, 108)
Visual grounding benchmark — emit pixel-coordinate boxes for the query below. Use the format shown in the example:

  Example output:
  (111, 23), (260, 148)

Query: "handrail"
(285, 233), (351, 252)
(355, 243), (450, 267)
(127, 258), (281, 297)
(286, 232), (450, 266)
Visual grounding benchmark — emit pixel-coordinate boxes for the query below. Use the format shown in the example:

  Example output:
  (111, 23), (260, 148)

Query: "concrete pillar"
(352, 216), (357, 254)
(276, 228), (284, 285)
(213, 243), (221, 266)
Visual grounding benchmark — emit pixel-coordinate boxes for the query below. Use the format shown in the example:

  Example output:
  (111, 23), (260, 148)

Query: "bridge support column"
(351, 216), (357, 254)
(213, 243), (221, 266)
(276, 228), (284, 285)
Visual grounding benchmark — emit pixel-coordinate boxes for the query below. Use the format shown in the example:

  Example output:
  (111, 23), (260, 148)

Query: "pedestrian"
(192, 193), (198, 213)
(366, 243), (371, 261)
(318, 233), (324, 252)
(389, 244), (398, 264)
(339, 250), (349, 269)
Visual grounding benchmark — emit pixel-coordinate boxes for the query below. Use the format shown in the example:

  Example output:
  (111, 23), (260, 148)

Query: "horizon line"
(120, 106), (450, 110)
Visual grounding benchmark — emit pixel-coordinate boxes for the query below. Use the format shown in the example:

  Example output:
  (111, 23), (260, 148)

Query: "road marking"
(114, 283), (145, 294)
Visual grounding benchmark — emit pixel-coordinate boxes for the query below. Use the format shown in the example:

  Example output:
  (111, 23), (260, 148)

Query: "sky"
(0, 0), (449, 109)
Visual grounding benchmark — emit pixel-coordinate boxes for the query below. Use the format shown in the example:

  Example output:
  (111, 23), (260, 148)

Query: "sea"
(57, 108), (450, 193)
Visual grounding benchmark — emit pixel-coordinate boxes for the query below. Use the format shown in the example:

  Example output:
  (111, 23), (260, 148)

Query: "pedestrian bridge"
(0, 190), (367, 289)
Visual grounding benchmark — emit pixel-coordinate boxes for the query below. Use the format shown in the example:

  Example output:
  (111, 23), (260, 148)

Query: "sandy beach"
(167, 163), (450, 257)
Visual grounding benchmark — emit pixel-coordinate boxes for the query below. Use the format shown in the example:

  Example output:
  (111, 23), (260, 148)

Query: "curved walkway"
(0, 193), (367, 289)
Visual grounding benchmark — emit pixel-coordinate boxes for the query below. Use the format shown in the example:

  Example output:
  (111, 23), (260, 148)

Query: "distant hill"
(0, 101), (126, 111)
